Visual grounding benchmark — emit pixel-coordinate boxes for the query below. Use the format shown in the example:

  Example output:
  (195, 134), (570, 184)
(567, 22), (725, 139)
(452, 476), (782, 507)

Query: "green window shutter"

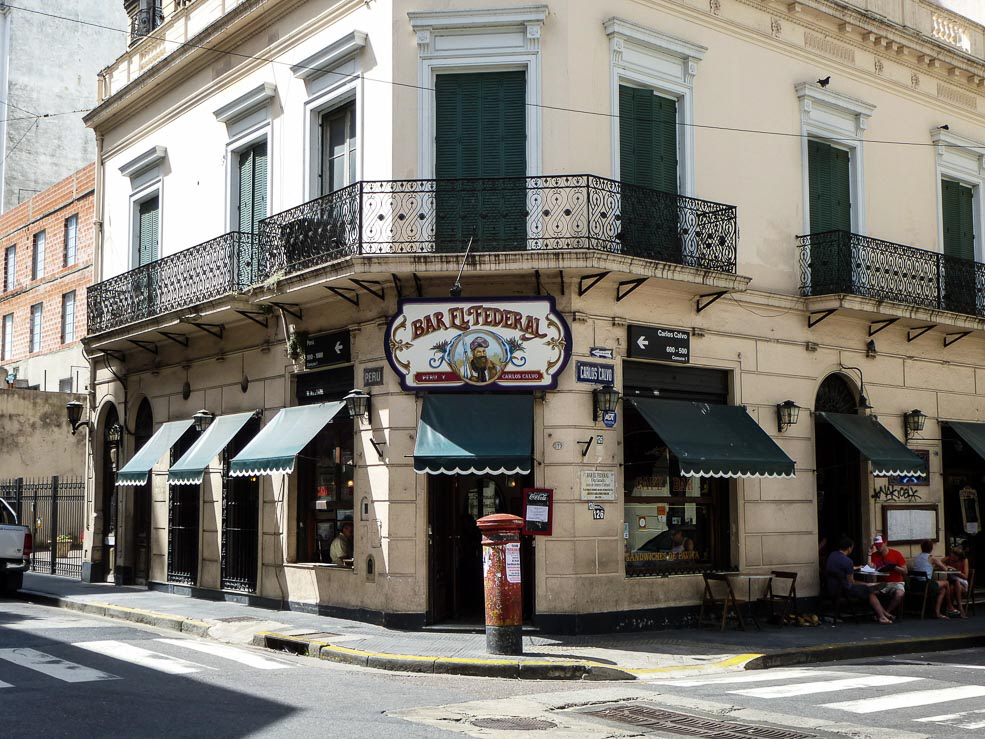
(238, 146), (254, 233)
(618, 85), (678, 194)
(808, 140), (851, 233)
(138, 196), (160, 266)
(942, 179), (975, 262)
(238, 142), (267, 235)
(253, 142), (268, 225)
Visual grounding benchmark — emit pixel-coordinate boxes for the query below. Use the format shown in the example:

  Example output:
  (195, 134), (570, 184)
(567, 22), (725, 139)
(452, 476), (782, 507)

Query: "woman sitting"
(911, 540), (950, 619)
(944, 545), (970, 619)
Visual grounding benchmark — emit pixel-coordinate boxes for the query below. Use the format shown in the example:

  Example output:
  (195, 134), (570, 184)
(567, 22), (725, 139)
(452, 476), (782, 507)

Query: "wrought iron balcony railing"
(129, 7), (165, 45)
(799, 230), (985, 318)
(87, 231), (262, 334)
(87, 176), (738, 334)
(259, 175), (738, 276)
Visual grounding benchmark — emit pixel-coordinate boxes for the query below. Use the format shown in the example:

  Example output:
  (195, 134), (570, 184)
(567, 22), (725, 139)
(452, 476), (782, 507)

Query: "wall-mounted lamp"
(857, 394), (874, 412)
(344, 389), (371, 421)
(192, 409), (215, 433)
(776, 400), (801, 433)
(106, 423), (123, 444)
(593, 384), (621, 421)
(866, 339), (877, 358)
(66, 400), (91, 435)
(904, 408), (927, 440)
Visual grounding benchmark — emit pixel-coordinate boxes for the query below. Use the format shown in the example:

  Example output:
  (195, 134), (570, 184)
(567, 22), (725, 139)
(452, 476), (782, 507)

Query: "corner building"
(82, 0), (985, 631)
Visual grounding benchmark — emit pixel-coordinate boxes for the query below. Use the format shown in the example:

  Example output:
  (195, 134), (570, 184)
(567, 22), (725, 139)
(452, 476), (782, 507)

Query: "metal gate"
(0, 476), (85, 579)
(221, 477), (258, 592)
(167, 485), (199, 584)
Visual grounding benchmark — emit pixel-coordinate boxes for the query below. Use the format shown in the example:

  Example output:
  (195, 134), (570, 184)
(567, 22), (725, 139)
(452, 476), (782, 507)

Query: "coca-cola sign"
(385, 297), (571, 390)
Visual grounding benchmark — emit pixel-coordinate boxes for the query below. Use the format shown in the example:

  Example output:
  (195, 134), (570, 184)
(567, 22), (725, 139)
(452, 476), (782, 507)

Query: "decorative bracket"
(616, 278), (648, 302)
(868, 318), (898, 337)
(350, 278), (385, 302)
(181, 320), (225, 339)
(369, 438), (385, 461)
(535, 269), (548, 297)
(557, 269), (565, 295)
(413, 273), (424, 298)
(391, 273), (403, 299)
(128, 339), (158, 355)
(158, 331), (189, 348)
(808, 308), (837, 328)
(269, 302), (302, 320)
(578, 271), (610, 297)
(101, 349), (126, 363)
(235, 310), (269, 329)
(696, 290), (728, 313)
(579, 437), (595, 458)
(907, 324), (936, 342)
(944, 330), (972, 348)
(325, 286), (359, 307)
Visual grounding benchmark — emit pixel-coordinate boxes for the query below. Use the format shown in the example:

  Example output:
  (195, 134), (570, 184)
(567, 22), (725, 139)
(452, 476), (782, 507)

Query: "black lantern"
(904, 409), (927, 440)
(106, 423), (123, 444)
(66, 400), (91, 435)
(192, 409), (215, 433)
(344, 389), (371, 421)
(775, 400), (801, 433)
(593, 385), (621, 421)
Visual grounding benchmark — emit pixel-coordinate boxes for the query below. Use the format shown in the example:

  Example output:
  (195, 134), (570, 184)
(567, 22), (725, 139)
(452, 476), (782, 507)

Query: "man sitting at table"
(869, 534), (907, 616)
(826, 537), (894, 624)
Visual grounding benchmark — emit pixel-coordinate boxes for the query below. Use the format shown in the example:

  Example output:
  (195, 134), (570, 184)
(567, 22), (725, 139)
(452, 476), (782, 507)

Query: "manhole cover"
(585, 705), (816, 739)
(471, 717), (557, 731)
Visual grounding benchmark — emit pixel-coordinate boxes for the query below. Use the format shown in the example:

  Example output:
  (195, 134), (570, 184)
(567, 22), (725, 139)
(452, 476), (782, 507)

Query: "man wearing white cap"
(870, 534), (907, 616)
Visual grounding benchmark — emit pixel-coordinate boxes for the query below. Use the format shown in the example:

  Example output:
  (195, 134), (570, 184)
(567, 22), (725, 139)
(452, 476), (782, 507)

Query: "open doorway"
(427, 474), (533, 624)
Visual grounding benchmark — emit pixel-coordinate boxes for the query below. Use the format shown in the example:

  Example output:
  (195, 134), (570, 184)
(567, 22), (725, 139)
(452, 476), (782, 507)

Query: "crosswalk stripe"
(917, 707), (985, 730)
(74, 640), (207, 675)
(0, 679), (12, 688)
(732, 675), (922, 699)
(0, 647), (119, 683)
(3, 618), (99, 631)
(823, 685), (985, 714)
(155, 638), (294, 670)
(664, 669), (846, 687)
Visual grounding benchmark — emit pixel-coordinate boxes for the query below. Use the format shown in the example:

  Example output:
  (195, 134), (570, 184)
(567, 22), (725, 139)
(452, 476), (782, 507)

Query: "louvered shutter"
(808, 141), (851, 233)
(138, 196), (160, 266)
(942, 179), (975, 262)
(238, 146), (254, 234)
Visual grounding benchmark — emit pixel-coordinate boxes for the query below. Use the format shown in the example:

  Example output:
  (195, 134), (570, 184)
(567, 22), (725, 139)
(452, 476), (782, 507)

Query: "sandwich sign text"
(385, 298), (572, 390)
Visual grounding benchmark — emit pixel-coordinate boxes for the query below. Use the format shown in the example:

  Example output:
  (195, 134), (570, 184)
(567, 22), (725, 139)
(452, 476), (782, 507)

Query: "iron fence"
(129, 6), (165, 44)
(799, 230), (985, 317)
(0, 476), (85, 579)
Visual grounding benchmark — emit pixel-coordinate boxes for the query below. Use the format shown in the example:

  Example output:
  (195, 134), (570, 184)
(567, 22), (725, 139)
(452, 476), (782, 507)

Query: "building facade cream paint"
(82, 0), (985, 627)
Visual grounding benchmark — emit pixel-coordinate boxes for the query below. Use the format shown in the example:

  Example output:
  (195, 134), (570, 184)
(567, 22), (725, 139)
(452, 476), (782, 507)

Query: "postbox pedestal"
(476, 513), (524, 655)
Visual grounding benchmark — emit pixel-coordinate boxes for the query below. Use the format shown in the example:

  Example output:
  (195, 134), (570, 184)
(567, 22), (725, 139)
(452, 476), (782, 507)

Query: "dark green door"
(619, 85), (679, 261)
(237, 141), (267, 286)
(807, 140), (852, 293)
(434, 72), (526, 252)
(136, 195), (160, 317)
(941, 179), (976, 314)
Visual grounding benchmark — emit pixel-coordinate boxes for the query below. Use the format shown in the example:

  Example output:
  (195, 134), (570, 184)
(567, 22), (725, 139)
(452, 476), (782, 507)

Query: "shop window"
(296, 366), (354, 565)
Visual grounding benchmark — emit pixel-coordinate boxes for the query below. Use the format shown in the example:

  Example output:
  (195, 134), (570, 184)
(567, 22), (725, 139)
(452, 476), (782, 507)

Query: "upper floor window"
(320, 102), (357, 195)
(31, 231), (46, 280)
(129, 0), (164, 44)
(807, 140), (852, 234)
(64, 215), (78, 266)
(3, 246), (14, 291)
(1, 313), (12, 360)
(61, 291), (76, 344)
(236, 141), (268, 234)
(135, 194), (160, 266)
(29, 303), (42, 353)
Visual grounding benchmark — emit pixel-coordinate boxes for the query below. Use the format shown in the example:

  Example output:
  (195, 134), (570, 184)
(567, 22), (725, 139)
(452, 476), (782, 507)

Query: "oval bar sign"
(385, 297), (572, 391)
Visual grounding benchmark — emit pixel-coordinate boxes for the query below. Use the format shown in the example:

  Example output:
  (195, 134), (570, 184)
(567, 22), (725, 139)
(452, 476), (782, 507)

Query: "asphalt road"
(0, 600), (574, 738)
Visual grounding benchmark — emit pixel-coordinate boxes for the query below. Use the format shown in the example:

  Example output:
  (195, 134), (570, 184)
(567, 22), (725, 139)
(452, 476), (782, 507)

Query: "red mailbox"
(476, 513), (524, 655)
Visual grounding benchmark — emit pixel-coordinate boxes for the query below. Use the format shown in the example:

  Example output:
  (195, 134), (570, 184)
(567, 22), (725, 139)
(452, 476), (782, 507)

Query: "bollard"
(476, 513), (524, 655)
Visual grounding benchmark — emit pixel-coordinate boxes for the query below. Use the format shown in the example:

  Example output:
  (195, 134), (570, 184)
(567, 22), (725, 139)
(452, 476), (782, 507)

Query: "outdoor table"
(932, 569), (957, 580)
(853, 569), (889, 583)
(725, 573), (774, 630)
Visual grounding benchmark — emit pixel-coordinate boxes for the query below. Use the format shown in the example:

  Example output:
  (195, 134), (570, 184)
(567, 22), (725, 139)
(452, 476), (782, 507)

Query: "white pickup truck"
(0, 498), (31, 595)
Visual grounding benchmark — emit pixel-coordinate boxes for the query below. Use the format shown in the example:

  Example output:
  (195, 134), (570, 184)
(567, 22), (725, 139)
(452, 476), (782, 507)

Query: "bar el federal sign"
(385, 297), (572, 391)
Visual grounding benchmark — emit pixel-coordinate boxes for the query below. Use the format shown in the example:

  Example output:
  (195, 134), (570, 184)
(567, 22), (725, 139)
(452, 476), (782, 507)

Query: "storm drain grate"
(471, 717), (557, 731)
(585, 705), (816, 738)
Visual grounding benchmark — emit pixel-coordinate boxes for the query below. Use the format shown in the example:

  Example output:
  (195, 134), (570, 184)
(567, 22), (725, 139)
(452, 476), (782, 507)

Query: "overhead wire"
(3, 2), (985, 151)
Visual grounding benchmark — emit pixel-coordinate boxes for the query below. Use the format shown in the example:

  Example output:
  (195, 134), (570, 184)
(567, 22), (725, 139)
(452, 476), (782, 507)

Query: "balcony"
(799, 231), (985, 318)
(87, 175), (738, 335)
(129, 7), (165, 45)
(87, 232), (262, 334)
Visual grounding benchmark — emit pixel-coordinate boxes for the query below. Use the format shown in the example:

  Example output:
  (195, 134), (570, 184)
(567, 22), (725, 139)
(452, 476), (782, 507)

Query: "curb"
(16, 589), (211, 638)
(745, 631), (985, 669)
(258, 633), (636, 680)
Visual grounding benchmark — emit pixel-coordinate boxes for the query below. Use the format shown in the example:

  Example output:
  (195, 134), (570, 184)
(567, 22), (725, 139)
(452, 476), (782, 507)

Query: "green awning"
(414, 394), (533, 475)
(944, 421), (985, 463)
(228, 402), (345, 477)
(817, 412), (927, 477)
(629, 398), (795, 478)
(116, 420), (194, 486)
(168, 412), (257, 485)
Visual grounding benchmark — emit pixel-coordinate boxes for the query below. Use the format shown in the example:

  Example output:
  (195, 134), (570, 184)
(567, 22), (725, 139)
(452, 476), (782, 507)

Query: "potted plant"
(56, 534), (73, 558)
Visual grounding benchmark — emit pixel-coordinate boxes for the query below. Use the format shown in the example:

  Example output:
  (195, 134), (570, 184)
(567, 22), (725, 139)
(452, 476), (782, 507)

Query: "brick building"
(0, 164), (93, 393)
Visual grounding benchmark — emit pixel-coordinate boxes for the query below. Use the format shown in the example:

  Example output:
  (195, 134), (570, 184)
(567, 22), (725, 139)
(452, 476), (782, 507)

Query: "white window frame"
(796, 83), (875, 235)
(61, 290), (76, 344)
(932, 128), (985, 262)
(64, 214), (78, 266)
(31, 230), (45, 280)
(293, 30), (366, 200)
(1, 313), (12, 360)
(409, 6), (547, 179)
(3, 245), (14, 291)
(28, 302), (42, 353)
(120, 145), (167, 268)
(605, 17), (705, 197)
(224, 125), (271, 235)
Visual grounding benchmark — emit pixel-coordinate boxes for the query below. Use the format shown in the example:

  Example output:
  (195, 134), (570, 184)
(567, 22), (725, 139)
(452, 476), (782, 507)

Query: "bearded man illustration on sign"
(459, 335), (500, 383)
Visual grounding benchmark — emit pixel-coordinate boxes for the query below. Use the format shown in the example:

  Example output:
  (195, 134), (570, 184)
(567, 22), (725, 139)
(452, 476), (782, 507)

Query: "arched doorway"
(100, 404), (121, 582)
(131, 399), (154, 584)
(814, 373), (864, 562)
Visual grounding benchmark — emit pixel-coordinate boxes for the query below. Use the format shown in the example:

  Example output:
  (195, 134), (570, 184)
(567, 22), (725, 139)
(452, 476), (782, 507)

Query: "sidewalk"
(13, 573), (985, 680)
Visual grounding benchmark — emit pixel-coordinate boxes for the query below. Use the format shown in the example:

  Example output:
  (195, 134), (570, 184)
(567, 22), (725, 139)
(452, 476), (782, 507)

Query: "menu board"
(523, 488), (553, 536)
